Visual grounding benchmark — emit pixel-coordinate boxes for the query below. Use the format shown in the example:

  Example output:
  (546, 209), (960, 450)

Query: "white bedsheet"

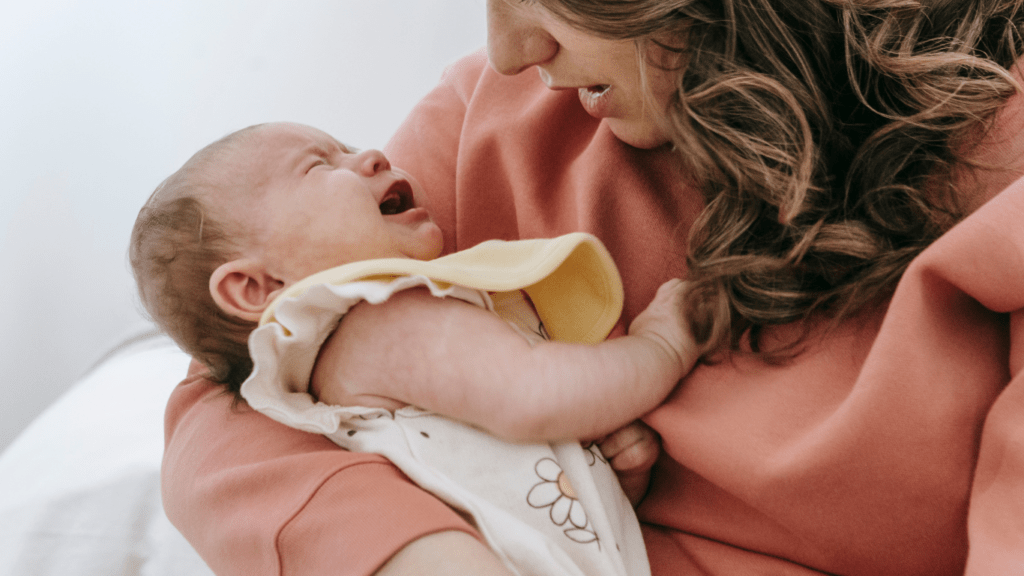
(0, 332), (212, 576)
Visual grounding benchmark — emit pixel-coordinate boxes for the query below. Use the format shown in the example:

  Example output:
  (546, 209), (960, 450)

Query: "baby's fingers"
(656, 277), (685, 298)
(647, 278), (686, 311)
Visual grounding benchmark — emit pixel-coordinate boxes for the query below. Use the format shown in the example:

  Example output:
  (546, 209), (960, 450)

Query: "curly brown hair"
(129, 126), (265, 396)
(538, 0), (1024, 356)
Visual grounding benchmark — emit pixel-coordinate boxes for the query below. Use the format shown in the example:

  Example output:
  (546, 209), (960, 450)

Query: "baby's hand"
(597, 421), (661, 506)
(628, 278), (698, 375)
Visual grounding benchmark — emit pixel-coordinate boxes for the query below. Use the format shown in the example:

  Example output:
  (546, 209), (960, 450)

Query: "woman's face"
(486, 0), (678, 149)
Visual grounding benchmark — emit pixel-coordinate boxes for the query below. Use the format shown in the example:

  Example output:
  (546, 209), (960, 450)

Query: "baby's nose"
(353, 149), (390, 176)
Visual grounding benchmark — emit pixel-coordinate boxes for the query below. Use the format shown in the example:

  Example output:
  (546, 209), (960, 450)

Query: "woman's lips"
(578, 84), (612, 118)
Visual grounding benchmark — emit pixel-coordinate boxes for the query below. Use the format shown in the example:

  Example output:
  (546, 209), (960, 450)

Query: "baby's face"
(231, 122), (443, 282)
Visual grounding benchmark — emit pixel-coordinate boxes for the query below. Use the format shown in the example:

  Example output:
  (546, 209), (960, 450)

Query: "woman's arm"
(312, 279), (697, 442)
(162, 365), (483, 576)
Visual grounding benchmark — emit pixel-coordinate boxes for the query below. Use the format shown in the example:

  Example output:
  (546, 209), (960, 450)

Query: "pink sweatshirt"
(162, 51), (1024, 575)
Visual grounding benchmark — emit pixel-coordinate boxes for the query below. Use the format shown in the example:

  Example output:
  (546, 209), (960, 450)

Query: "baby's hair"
(129, 125), (265, 397)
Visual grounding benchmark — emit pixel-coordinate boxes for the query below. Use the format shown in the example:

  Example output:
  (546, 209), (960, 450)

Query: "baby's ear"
(209, 259), (285, 323)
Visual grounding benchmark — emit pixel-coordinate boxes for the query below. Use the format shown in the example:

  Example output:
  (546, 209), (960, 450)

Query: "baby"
(130, 122), (697, 576)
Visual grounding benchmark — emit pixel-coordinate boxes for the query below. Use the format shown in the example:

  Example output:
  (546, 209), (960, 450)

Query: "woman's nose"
(486, 0), (558, 75)
(352, 149), (390, 176)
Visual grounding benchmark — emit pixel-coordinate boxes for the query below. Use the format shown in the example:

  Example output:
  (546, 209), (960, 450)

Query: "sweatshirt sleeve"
(856, 170), (1024, 575)
(877, 171), (1024, 573)
(912, 175), (1024, 575)
(160, 51), (490, 576)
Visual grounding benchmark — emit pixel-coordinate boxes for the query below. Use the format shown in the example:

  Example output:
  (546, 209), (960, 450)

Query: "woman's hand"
(597, 420), (661, 506)
(374, 531), (514, 576)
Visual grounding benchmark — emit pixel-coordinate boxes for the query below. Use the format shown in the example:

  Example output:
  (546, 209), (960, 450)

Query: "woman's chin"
(606, 118), (671, 150)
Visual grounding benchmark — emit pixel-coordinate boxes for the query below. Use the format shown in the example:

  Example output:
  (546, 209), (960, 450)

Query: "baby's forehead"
(255, 122), (354, 157)
(199, 122), (355, 203)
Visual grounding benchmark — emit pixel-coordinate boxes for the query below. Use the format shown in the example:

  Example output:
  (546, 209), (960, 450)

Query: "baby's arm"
(311, 279), (696, 442)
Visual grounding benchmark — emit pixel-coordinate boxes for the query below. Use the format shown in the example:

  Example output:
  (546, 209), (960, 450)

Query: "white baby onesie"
(241, 234), (650, 576)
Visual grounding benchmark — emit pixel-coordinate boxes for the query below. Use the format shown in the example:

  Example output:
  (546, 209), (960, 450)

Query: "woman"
(162, 0), (1024, 574)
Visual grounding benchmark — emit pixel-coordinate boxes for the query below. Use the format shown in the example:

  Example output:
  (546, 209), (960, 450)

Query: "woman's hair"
(129, 126), (264, 396)
(540, 0), (1024, 356)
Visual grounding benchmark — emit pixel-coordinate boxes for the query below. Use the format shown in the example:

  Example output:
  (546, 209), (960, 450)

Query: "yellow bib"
(261, 232), (624, 345)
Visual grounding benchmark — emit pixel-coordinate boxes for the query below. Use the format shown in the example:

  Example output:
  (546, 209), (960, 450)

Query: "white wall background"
(0, 0), (487, 452)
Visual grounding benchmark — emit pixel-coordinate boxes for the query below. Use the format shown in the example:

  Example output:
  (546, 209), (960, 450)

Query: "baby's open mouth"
(379, 180), (415, 215)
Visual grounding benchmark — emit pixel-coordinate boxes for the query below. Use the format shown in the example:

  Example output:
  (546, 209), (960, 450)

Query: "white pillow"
(0, 332), (214, 576)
